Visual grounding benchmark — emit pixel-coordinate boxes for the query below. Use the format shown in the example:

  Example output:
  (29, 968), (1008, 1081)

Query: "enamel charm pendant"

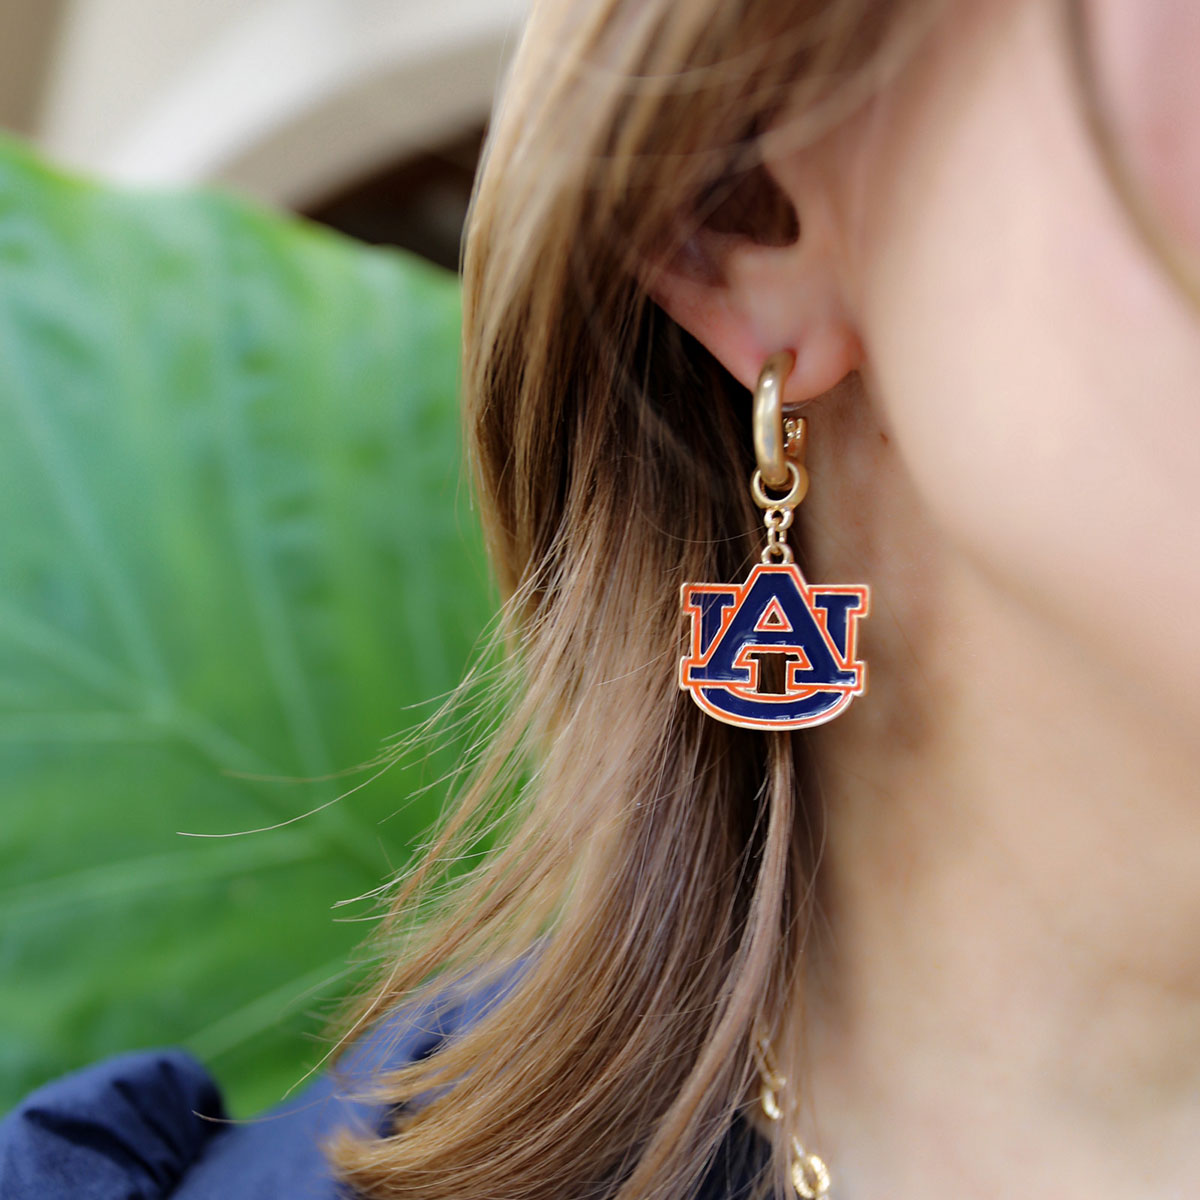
(678, 355), (870, 731)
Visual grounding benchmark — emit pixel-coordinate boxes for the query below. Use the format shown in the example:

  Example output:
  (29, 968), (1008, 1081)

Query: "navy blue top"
(0, 974), (765, 1199)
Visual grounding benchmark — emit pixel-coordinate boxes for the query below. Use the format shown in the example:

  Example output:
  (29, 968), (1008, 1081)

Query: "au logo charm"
(678, 359), (870, 733)
(680, 561), (868, 730)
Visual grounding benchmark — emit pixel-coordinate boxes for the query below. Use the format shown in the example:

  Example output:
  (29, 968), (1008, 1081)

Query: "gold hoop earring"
(678, 352), (871, 731)
(752, 350), (807, 491)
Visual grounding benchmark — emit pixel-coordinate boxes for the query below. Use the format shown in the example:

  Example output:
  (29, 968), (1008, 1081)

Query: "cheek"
(855, 1), (1200, 714)
(1087, 0), (1200, 258)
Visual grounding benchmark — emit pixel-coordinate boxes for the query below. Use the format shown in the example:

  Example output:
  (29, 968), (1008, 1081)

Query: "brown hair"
(325, 2), (936, 1198)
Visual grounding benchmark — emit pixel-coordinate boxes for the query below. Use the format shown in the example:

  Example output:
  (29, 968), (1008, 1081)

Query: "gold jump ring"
(751, 461), (809, 511)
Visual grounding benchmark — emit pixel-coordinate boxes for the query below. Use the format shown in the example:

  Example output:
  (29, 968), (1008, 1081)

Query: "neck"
(791, 542), (1200, 1200)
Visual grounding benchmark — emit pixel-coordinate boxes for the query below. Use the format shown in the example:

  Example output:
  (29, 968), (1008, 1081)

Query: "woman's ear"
(642, 156), (864, 407)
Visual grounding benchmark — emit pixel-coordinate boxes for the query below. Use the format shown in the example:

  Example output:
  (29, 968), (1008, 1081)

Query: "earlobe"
(644, 230), (863, 407)
(783, 320), (863, 405)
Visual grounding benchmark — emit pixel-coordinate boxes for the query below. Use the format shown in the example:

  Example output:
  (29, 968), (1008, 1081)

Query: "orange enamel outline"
(678, 562), (870, 731)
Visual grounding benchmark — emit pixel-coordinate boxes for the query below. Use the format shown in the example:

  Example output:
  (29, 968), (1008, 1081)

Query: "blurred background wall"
(0, 0), (526, 269)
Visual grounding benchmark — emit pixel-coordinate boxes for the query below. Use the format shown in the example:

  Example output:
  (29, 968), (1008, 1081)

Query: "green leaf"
(0, 136), (494, 1116)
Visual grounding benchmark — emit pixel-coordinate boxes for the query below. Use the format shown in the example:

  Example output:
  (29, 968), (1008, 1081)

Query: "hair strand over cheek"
(327, 3), (937, 1197)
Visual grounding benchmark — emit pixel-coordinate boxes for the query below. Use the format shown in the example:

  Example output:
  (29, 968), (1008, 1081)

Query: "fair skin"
(654, 1), (1200, 1197)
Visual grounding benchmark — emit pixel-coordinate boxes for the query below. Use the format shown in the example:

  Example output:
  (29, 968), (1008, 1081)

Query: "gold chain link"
(761, 506), (795, 564)
(751, 457), (808, 564)
(753, 1030), (832, 1200)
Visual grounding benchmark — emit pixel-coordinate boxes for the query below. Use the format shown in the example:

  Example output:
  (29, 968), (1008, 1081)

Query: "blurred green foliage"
(0, 138), (494, 1115)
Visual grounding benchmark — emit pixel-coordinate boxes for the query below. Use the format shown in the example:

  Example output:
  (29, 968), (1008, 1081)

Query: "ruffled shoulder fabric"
(0, 1050), (224, 1199)
(0, 973), (509, 1200)
(0, 967), (766, 1199)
